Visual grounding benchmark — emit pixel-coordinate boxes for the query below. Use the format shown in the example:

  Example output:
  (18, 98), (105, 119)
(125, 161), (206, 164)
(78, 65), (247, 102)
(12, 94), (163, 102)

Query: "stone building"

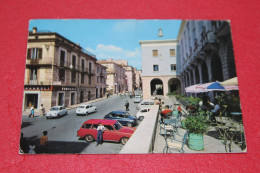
(139, 39), (180, 99)
(97, 59), (126, 94)
(112, 60), (136, 92)
(95, 63), (107, 98)
(134, 68), (142, 90)
(23, 27), (99, 112)
(177, 20), (236, 93)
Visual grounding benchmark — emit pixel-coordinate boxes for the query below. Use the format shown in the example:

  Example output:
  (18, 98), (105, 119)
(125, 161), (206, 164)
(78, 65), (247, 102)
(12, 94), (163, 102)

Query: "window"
(170, 49), (176, 56)
(59, 69), (65, 81)
(104, 125), (114, 131)
(152, 50), (158, 57)
(27, 48), (42, 60)
(153, 65), (159, 71)
(60, 50), (65, 67)
(83, 124), (92, 129)
(171, 64), (176, 71)
(30, 69), (37, 81)
(81, 73), (84, 84)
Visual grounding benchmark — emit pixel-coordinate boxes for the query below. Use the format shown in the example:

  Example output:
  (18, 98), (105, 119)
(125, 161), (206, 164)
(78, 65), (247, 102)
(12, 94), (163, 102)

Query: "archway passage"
(168, 78), (181, 94)
(227, 42), (237, 79)
(195, 67), (200, 84)
(211, 52), (224, 82)
(201, 60), (209, 83)
(150, 79), (164, 95)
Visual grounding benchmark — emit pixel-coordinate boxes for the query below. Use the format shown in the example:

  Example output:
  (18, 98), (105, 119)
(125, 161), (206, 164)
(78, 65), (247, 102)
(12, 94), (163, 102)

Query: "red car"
(77, 119), (136, 145)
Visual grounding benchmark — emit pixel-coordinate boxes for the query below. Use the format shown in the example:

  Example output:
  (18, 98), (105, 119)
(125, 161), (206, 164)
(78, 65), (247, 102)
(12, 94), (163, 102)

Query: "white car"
(133, 96), (142, 103)
(137, 99), (155, 110)
(46, 106), (67, 119)
(76, 104), (97, 116)
(136, 107), (150, 121)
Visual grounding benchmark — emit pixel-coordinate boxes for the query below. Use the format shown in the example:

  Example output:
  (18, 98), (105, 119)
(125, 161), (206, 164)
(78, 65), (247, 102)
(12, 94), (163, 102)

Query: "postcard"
(20, 19), (246, 154)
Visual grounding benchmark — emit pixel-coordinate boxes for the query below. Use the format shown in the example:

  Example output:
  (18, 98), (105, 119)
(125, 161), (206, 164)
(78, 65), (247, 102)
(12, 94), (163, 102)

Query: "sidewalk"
(22, 95), (109, 116)
(153, 96), (245, 153)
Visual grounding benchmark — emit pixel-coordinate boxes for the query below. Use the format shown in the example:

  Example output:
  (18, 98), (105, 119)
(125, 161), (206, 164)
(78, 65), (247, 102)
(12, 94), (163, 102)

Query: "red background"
(0, 0), (259, 172)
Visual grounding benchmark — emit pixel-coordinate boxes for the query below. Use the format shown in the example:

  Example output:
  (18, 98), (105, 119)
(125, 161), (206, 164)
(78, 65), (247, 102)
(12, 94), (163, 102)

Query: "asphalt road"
(20, 95), (139, 154)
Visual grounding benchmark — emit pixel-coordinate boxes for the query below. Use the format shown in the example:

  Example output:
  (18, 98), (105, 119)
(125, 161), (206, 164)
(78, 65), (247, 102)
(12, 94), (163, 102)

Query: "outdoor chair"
(163, 131), (189, 153)
(159, 119), (178, 136)
(170, 112), (182, 127)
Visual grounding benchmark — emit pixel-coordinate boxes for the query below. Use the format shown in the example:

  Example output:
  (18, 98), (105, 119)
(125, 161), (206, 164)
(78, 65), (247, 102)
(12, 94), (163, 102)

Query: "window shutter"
(39, 48), (42, 59)
(27, 49), (31, 59)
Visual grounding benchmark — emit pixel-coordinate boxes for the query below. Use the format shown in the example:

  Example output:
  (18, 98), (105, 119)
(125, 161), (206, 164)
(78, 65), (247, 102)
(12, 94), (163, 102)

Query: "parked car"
(136, 107), (150, 121)
(137, 99), (155, 110)
(77, 119), (136, 145)
(103, 111), (138, 127)
(76, 104), (97, 116)
(46, 106), (67, 119)
(133, 95), (142, 103)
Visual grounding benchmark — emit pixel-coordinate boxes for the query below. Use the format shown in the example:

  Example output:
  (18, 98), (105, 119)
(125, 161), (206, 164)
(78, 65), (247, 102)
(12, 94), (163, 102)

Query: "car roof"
(142, 99), (154, 102)
(52, 106), (63, 108)
(109, 110), (127, 114)
(84, 119), (117, 125)
(78, 104), (92, 106)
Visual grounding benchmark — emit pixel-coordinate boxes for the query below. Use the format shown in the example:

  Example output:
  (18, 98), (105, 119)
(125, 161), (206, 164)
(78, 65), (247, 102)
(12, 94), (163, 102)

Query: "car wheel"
(46, 117), (49, 119)
(120, 137), (129, 145)
(85, 135), (94, 142)
(65, 111), (68, 115)
(139, 116), (144, 121)
(127, 122), (133, 127)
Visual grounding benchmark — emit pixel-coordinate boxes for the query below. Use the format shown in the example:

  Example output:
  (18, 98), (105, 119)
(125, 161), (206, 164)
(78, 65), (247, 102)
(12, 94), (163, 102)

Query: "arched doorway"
(190, 70), (194, 85)
(168, 78), (181, 94)
(150, 78), (164, 95)
(211, 52), (223, 82)
(227, 42), (237, 78)
(195, 67), (200, 84)
(201, 60), (209, 83)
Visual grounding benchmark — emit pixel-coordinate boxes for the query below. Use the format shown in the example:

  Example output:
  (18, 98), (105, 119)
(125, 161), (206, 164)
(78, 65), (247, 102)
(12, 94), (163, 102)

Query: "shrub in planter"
(185, 115), (209, 151)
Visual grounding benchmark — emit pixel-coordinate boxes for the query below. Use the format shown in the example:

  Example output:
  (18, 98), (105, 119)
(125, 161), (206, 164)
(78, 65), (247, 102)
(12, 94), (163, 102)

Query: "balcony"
(201, 31), (217, 52)
(29, 80), (37, 85)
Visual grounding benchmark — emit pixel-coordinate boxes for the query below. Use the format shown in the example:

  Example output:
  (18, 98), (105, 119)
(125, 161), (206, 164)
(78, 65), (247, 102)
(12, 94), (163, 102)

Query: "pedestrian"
(199, 94), (214, 112)
(107, 93), (109, 98)
(20, 133), (28, 153)
(39, 131), (48, 153)
(28, 105), (34, 118)
(96, 122), (105, 145)
(40, 104), (45, 116)
(29, 142), (36, 154)
(211, 100), (220, 123)
(125, 100), (130, 111)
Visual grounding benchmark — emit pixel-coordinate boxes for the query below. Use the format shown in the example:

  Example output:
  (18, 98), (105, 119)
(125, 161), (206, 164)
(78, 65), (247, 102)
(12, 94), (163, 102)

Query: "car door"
(85, 105), (90, 113)
(90, 105), (95, 113)
(103, 125), (119, 141)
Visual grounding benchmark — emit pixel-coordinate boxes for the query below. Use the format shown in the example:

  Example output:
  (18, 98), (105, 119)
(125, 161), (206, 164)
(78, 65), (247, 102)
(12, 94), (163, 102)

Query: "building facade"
(177, 20), (237, 93)
(97, 59), (127, 94)
(140, 39), (180, 99)
(23, 27), (99, 112)
(112, 59), (136, 92)
(134, 68), (142, 90)
(95, 63), (107, 98)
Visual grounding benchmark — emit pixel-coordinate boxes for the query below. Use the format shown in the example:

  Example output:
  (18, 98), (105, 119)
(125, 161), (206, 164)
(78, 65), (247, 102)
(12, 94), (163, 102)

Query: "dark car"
(104, 111), (138, 127)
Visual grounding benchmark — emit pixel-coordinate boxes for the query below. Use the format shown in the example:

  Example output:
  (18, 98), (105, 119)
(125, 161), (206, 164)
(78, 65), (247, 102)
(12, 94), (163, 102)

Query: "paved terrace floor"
(153, 96), (246, 154)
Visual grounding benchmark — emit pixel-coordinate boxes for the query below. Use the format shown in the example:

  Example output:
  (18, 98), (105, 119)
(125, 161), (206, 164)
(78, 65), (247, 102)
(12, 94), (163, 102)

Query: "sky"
(29, 19), (181, 70)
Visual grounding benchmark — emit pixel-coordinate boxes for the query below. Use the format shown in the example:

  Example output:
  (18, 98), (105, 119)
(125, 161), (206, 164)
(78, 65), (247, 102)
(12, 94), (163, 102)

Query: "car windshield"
(122, 112), (130, 117)
(140, 109), (147, 113)
(114, 122), (122, 130)
(50, 107), (59, 111)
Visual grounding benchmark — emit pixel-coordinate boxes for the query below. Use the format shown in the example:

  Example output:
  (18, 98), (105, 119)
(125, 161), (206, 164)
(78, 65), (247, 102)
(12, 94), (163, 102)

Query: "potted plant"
(185, 115), (209, 151)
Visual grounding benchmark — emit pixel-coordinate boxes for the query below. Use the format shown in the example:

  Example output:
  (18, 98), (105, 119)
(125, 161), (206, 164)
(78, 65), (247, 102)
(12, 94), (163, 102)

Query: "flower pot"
(188, 133), (204, 151)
